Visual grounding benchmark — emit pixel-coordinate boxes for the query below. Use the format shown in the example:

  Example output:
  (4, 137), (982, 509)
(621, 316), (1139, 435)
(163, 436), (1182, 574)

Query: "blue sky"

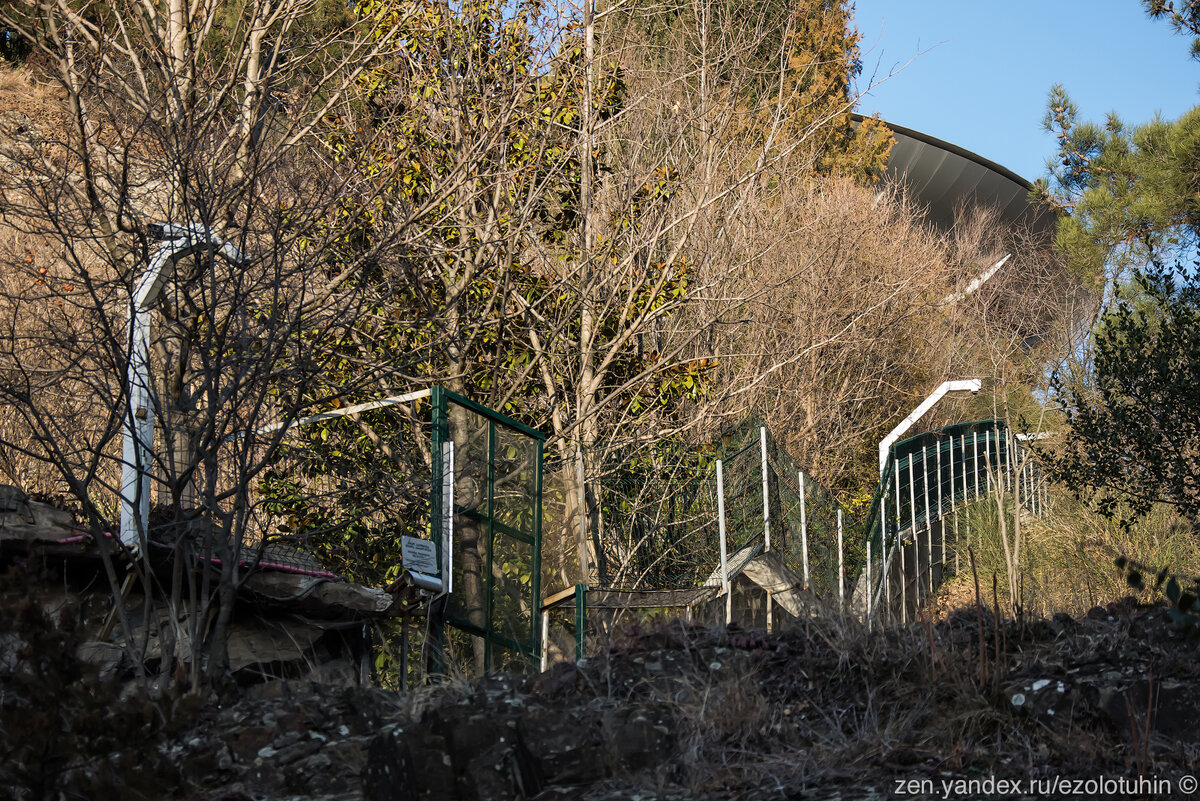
(851, 1), (1200, 182)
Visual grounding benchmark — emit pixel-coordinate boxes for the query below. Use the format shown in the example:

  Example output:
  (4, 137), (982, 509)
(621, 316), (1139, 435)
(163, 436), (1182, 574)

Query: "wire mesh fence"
(859, 420), (1048, 620)
(572, 420), (858, 604)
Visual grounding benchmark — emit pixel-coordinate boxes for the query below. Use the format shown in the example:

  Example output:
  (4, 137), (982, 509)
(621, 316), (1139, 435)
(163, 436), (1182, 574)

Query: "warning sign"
(401, 536), (439, 575)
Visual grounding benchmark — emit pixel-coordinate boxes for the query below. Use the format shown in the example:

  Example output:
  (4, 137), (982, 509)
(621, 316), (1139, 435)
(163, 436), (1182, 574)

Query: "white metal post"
(119, 296), (155, 550)
(921, 448), (932, 596)
(899, 523), (908, 625)
(936, 439), (943, 517)
(1007, 428), (1015, 492)
(717, 459), (729, 596)
(950, 434), (960, 510)
(908, 457), (917, 542)
(973, 433), (980, 501)
(120, 227), (248, 551)
(922, 445), (931, 528)
(895, 464), (904, 624)
(866, 539), (873, 624)
(837, 508), (844, 610)
(798, 471), (810, 590)
(760, 426), (771, 552)
(985, 430), (992, 494)
(882, 471), (891, 619)
(540, 611), (550, 672)
(927, 526), (934, 594)
(878, 379), (981, 474)
(960, 435), (968, 500)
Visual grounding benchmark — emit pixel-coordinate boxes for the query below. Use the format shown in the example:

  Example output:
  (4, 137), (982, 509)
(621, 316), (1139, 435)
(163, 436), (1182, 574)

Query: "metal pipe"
(717, 460), (729, 595)
(927, 526), (934, 595)
(961, 434), (968, 501)
(798, 471), (810, 589)
(936, 438), (943, 517)
(908, 456), (917, 544)
(922, 445), (931, 530)
(881, 471), (890, 620)
(866, 539), (873, 625)
(948, 435), (955, 511)
(575, 584), (587, 660)
(973, 432), (980, 501)
(540, 611), (549, 672)
(985, 429), (993, 494)
(900, 523), (908, 625)
(878, 379), (982, 474)
(760, 427), (771, 553)
(837, 509), (845, 610)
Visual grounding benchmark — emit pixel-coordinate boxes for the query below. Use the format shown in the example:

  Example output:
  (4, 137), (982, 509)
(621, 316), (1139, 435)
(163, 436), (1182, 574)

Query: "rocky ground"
(6, 596), (1200, 801)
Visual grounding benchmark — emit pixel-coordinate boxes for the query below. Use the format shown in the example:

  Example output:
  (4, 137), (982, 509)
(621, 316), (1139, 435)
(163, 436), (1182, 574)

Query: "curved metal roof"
(856, 115), (1058, 239)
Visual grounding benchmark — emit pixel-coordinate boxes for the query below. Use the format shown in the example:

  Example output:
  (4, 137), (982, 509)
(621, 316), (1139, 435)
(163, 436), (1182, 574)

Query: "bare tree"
(0, 0), (481, 685)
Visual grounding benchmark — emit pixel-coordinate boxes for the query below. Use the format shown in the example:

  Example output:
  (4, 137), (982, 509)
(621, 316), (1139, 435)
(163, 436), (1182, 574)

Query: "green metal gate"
(431, 387), (544, 674)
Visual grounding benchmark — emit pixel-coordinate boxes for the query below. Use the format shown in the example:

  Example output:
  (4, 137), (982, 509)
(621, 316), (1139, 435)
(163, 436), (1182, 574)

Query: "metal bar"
(961, 435), (968, 501)
(908, 457), (917, 542)
(878, 379), (982, 473)
(900, 522), (908, 625)
(866, 539), (873, 625)
(882, 469), (892, 619)
(540, 611), (549, 672)
(1007, 428), (1015, 492)
(531, 438), (544, 660)
(717, 460), (729, 595)
(927, 525), (934, 595)
(760, 426), (771, 553)
(251, 388), (433, 437)
(936, 438), (943, 517)
(921, 446), (932, 597)
(798, 471), (810, 590)
(985, 429), (992, 494)
(922, 445), (931, 529)
(837, 509), (845, 610)
(973, 432), (980, 501)
(575, 584), (587, 661)
(484, 419), (496, 674)
(895, 462), (902, 623)
(575, 448), (587, 581)
(950, 434), (960, 510)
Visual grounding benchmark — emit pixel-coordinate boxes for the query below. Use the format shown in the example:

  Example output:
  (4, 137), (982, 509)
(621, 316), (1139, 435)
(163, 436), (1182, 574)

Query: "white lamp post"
(878, 379), (981, 475)
(119, 224), (249, 550)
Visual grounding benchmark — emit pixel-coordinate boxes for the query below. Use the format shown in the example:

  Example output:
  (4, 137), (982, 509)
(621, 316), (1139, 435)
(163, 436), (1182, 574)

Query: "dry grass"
(943, 489), (1200, 618)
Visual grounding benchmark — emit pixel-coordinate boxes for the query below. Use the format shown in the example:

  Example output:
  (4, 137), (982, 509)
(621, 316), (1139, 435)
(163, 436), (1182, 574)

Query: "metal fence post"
(984, 429), (992, 494)
(908, 457), (917, 544)
(973, 432), (981, 501)
(540, 611), (549, 672)
(936, 438), (943, 517)
(960, 434), (968, 500)
(866, 539), (873, 625)
(895, 463), (906, 624)
(574, 584), (587, 661)
(798, 471), (809, 590)
(880, 483), (889, 622)
(837, 508), (844, 610)
(922, 446), (932, 594)
(760, 426), (771, 553)
(717, 459), (729, 595)
(927, 526), (935, 595)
